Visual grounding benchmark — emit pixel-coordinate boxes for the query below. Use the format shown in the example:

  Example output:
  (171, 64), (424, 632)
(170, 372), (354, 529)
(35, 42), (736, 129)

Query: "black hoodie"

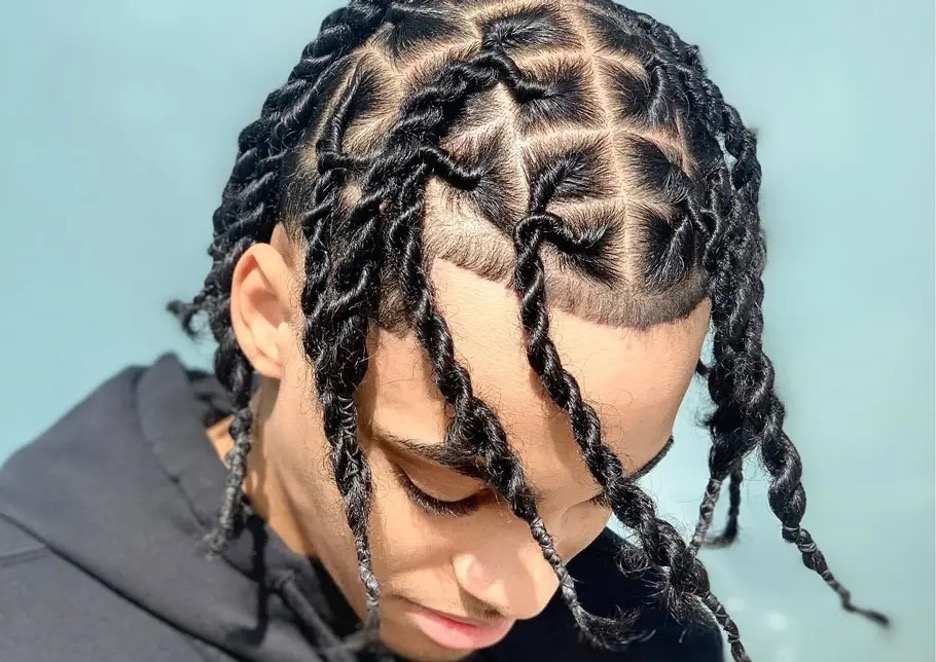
(0, 351), (724, 661)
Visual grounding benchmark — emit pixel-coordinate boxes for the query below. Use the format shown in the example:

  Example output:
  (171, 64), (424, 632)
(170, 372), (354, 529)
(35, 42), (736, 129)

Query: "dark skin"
(206, 221), (711, 661)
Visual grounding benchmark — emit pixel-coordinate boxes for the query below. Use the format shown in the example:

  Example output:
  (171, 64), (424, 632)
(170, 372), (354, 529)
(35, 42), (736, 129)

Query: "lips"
(406, 600), (516, 650)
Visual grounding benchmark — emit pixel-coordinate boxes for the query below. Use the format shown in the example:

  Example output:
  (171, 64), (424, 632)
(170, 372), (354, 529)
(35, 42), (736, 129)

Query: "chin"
(380, 635), (477, 662)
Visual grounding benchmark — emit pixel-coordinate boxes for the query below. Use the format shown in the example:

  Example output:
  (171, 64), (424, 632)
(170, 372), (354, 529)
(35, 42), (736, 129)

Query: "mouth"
(403, 599), (516, 651)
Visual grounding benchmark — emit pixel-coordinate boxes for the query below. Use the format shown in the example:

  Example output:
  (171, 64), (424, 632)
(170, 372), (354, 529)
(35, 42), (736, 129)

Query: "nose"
(451, 515), (562, 621)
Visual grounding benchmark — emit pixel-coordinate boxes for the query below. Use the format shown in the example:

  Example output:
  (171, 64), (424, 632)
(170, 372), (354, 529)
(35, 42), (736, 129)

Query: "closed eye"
(387, 434), (672, 520)
(393, 463), (613, 518)
(391, 464), (481, 518)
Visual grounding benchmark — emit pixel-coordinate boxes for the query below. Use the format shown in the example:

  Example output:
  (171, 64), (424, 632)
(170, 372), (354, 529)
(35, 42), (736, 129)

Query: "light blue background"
(1, 2), (932, 660)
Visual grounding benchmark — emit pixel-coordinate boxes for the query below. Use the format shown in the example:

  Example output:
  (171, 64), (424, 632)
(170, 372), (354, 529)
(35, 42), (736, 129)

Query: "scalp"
(278, 0), (718, 331)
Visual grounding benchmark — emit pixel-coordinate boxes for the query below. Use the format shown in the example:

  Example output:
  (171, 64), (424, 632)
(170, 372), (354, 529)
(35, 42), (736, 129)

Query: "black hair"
(167, 1), (890, 659)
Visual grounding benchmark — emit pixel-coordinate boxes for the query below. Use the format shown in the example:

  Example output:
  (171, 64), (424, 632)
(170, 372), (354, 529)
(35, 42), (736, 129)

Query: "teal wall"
(2, 2), (932, 660)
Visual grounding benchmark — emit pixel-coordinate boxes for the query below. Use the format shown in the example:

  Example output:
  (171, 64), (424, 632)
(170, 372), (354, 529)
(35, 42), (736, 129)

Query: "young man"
(1, 0), (888, 659)
(0, 224), (722, 661)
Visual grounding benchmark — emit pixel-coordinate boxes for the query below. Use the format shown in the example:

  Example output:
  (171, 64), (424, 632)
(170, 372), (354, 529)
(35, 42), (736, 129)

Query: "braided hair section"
(167, 0), (394, 555)
(613, 3), (889, 626)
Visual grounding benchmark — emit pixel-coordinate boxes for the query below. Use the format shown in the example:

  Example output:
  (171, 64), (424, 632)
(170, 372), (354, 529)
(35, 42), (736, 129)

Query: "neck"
(204, 392), (316, 559)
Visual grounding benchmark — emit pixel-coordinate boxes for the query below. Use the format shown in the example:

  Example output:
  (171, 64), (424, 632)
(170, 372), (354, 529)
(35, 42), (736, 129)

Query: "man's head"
(210, 216), (709, 659)
(172, 1), (888, 660)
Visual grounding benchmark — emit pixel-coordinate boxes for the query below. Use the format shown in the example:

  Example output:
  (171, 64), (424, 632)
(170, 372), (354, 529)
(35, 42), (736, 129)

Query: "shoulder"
(0, 515), (213, 661)
(0, 362), (145, 488)
(481, 528), (725, 662)
(0, 358), (229, 661)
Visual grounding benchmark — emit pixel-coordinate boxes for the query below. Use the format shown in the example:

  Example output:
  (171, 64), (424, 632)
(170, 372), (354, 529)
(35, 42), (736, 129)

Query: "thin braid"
(701, 590), (747, 662)
(292, 55), (414, 647)
(694, 104), (761, 549)
(613, 6), (756, 549)
(199, 235), (257, 555)
(690, 466), (742, 553)
(688, 476), (724, 554)
(617, 5), (890, 625)
(569, 5), (756, 555)
(294, 65), (387, 638)
(373, 48), (670, 650)
(510, 208), (750, 659)
(167, 0), (393, 557)
(711, 466), (743, 546)
(300, 63), (382, 363)
(633, 5), (762, 553)
(206, 264), (257, 556)
(394, 159), (645, 648)
(289, 32), (523, 636)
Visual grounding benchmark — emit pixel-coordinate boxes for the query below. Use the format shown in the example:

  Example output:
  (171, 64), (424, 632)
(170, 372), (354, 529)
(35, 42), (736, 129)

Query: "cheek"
(264, 372), (369, 594)
(270, 344), (466, 612)
(366, 452), (472, 582)
(268, 421), (466, 605)
(271, 407), (337, 521)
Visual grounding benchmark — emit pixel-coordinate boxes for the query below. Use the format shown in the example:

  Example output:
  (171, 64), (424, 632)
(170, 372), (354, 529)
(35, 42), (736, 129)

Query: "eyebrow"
(371, 426), (676, 500)
(373, 428), (489, 481)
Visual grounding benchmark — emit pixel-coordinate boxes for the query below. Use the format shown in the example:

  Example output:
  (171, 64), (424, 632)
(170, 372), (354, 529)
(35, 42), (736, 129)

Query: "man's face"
(225, 227), (711, 662)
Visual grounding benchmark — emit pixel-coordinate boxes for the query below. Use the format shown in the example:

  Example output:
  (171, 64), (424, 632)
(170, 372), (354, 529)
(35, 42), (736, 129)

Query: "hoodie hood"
(0, 351), (369, 662)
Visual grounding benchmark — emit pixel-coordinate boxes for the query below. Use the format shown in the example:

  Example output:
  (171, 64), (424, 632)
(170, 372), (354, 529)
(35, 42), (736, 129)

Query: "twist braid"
(701, 590), (749, 662)
(168, 0), (393, 556)
(405, 204), (644, 646)
(608, 5), (888, 631)
(370, 49), (662, 649)
(510, 207), (745, 649)
(626, 10), (760, 547)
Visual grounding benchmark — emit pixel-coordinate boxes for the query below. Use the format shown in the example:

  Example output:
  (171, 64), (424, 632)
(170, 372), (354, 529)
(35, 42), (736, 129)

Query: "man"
(0, 228), (723, 661)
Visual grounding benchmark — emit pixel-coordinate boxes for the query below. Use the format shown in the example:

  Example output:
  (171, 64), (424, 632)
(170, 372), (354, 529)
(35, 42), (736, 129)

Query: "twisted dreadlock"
(167, 1), (890, 659)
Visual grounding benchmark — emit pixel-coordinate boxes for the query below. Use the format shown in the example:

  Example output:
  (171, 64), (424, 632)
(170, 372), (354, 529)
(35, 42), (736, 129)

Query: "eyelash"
(390, 464), (613, 518)
(391, 464), (480, 518)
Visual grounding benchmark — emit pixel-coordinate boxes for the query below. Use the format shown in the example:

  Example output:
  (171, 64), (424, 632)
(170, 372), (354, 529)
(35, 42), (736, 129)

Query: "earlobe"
(229, 242), (295, 381)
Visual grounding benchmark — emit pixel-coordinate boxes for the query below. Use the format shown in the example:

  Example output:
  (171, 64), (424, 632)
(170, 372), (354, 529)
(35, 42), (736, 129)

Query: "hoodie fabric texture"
(0, 351), (724, 661)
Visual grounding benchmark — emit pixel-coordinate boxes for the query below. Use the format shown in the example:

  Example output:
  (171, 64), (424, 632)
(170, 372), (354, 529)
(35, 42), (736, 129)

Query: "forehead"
(358, 258), (710, 493)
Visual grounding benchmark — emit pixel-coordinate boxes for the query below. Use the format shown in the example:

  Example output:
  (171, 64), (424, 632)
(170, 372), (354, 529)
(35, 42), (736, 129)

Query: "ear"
(229, 233), (298, 381)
